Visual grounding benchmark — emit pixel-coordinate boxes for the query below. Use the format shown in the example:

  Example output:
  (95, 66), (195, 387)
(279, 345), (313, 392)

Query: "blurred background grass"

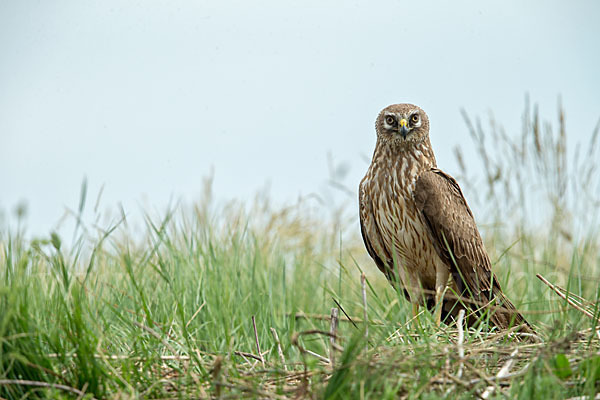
(1, 103), (600, 398)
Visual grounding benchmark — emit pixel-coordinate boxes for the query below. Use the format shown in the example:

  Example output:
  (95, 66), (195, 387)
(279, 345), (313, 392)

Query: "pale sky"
(1, 1), (599, 236)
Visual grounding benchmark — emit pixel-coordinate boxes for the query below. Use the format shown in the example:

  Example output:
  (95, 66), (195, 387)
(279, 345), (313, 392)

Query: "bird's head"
(375, 104), (430, 147)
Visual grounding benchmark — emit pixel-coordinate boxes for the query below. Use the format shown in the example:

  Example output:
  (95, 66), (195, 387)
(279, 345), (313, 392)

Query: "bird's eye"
(385, 116), (395, 125)
(410, 114), (420, 124)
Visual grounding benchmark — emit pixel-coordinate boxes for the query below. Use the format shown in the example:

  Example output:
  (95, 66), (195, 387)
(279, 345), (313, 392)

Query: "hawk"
(359, 103), (531, 331)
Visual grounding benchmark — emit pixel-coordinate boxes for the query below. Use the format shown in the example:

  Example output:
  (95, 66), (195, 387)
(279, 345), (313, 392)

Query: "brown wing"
(359, 180), (408, 298)
(414, 169), (531, 331)
(359, 180), (392, 279)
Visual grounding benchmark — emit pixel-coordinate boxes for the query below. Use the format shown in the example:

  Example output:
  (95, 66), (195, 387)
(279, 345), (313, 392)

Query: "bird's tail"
(431, 285), (535, 336)
(486, 287), (535, 335)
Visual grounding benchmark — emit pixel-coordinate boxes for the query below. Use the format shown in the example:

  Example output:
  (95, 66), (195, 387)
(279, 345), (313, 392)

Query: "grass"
(1, 101), (600, 399)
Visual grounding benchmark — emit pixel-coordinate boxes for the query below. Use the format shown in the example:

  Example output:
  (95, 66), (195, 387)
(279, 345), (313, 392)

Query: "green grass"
(1, 103), (600, 399)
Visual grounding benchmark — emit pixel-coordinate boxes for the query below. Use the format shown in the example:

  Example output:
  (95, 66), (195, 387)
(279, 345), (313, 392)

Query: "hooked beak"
(399, 119), (409, 138)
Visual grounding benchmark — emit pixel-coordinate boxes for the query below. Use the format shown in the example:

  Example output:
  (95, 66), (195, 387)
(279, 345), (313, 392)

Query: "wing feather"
(414, 169), (531, 331)
(359, 181), (393, 279)
(359, 180), (409, 298)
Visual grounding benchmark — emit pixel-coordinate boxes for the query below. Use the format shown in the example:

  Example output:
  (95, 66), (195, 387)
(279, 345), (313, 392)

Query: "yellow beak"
(398, 119), (409, 138)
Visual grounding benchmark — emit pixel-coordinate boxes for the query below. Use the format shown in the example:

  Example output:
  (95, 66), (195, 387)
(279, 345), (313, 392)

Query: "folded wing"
(414, 169), (530, 331)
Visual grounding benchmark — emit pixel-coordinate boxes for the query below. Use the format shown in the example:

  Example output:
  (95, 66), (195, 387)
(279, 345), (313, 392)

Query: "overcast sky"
(1, 1), (599, 236)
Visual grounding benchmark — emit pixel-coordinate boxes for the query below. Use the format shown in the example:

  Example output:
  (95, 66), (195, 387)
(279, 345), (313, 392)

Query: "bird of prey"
(359, 103), (531, 331)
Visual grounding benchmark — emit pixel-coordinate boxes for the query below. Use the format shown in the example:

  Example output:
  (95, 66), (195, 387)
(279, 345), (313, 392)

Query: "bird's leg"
(412, 303), (420, 319)
(410, 302), (423, 330)
(433, 286), (445, 326)
(434, 265), (450, 327)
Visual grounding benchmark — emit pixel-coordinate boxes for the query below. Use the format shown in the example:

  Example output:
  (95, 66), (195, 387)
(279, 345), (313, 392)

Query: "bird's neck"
(373, 137), (437, 172)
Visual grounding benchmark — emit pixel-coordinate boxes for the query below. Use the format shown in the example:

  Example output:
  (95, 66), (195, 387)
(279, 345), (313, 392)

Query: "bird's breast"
(367, 151), (438, 275)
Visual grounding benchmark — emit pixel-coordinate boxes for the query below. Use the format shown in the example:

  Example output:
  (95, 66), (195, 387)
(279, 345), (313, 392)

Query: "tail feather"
(487, 289), (535, 334)
(426, 287), (535, 335)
